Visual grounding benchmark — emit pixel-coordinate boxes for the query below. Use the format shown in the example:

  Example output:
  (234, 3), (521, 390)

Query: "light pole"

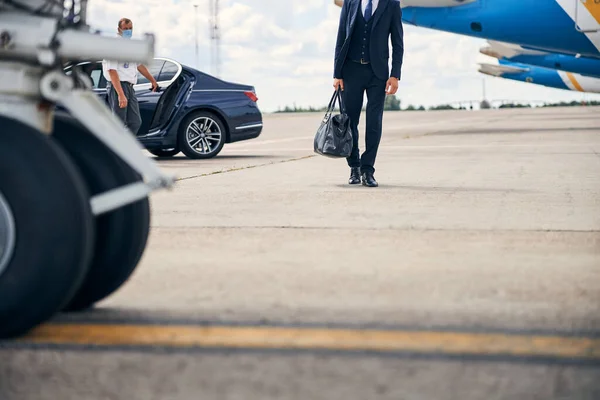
(215, 0), (220, 78)
(194, 4), (199, 70)
(208, 0), (221, 78)
(480, 78), (491, 109)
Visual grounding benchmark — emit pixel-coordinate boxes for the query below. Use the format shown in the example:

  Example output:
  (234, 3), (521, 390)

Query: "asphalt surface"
(1, 106), (600, 400)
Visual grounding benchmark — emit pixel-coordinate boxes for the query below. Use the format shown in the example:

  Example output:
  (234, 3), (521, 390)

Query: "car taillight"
(244, 91), (258, 102)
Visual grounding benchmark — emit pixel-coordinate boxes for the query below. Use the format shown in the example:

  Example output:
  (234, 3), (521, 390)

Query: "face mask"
(121, 29), (132, 39)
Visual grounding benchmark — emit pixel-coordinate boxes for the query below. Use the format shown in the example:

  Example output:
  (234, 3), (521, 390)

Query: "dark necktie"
(364, 0), (373, 22)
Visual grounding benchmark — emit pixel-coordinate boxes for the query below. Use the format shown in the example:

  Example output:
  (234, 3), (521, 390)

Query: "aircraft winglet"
(480, 41), (549, 60)
(478, 63), (529, 77)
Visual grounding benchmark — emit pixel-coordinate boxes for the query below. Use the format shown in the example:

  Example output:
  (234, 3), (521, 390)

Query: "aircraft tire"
(52, 114), (151, 312)
(0, 117), (94, 338)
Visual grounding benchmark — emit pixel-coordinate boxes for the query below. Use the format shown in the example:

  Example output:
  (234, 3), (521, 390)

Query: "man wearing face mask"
(102, 17), (158, 135)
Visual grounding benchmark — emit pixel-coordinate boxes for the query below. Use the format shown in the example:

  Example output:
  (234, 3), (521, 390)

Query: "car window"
(89, 69), (103, 89)
(83, 63), (106, 89)
(158, 61), (179, 82)
(137, 60), (164, 85)
(66, 62), (105, 89)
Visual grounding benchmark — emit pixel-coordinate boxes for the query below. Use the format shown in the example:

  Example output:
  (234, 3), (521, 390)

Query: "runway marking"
(228, 136), (314, 146)
(149, 226), (600, 233)
(12, 323), (600, 362)
(175, 155), (315, 182)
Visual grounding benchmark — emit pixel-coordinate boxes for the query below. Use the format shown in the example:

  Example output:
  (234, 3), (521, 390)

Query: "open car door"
(135, 59), (192, 136)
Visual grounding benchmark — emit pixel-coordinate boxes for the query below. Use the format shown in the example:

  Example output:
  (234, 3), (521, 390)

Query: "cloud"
(293, 0), (326, 14)
(87, 0), (600, 112)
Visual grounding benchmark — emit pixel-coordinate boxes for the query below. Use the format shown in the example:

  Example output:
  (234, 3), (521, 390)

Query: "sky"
(88, 0), (600, 112)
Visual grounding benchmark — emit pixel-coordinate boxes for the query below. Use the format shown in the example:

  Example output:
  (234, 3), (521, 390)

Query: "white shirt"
(362, 0), (379, 15)
(102, 36), (138, 84)
(102, 59), (138, 85)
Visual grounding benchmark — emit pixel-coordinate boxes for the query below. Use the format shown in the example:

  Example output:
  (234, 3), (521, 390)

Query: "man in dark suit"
(333, 0), (404, 187)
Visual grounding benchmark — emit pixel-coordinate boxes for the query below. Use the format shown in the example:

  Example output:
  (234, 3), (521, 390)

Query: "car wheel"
(0, 117), (94, 338)
(179, 111), (226, 159)
(149, 148), (180, 158)
(52, 115), (151, 312)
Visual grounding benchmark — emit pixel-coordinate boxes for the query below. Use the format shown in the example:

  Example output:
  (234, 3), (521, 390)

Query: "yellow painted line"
(566, 72), (585, 92)
(581, 0), (600, 25)
(16, 324), (600, 360)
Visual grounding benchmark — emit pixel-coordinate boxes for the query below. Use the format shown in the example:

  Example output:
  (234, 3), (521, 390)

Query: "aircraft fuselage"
(401, 0), (600, 59)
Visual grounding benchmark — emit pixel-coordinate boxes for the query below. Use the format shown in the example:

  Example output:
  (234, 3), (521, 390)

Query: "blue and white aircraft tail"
(479, 60), (600, 93)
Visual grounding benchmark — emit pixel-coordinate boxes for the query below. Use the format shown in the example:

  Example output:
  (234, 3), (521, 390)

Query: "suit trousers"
(107, 82), (142, 135)
(342, 60), (387, 174)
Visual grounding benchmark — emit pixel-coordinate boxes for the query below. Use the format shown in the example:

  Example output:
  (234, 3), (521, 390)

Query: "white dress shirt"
(102, 36), (138, 84)
(102, 59), (138, 85)
(362, 0), (379, 16)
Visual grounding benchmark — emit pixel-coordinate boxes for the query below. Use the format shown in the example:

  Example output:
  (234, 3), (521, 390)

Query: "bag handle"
(325, 90), (338, 114)
(325, 88), (346, 115)
(322, 88), (347, 124)
(336, 88), (346, 114)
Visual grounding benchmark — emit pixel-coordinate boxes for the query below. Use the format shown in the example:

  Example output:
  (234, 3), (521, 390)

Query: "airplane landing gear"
(0, 1), (175, 338)
(0, 117), (95, 338)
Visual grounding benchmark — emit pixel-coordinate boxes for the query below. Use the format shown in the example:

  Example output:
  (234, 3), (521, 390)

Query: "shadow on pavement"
(332, 184), (535, 193)
(152, 154), (274, 162)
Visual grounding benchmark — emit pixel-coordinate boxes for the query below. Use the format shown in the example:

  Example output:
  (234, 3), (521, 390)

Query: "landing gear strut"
(0, 1), (175, 338)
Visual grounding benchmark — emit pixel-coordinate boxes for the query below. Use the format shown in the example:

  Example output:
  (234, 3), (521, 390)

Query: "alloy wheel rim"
(186, 117), (222, 155)
(0, 191), (16, 278)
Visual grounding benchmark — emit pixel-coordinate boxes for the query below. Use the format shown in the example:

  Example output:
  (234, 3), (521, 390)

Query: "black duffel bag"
(314, 89), (353, 158)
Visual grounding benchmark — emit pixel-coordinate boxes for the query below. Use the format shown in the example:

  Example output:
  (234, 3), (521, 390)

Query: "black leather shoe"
(362, 172), (378, 187)
(349, 167), (361, 185)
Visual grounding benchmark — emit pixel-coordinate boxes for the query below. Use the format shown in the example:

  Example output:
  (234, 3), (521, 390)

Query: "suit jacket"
(334, 0), (404, 81)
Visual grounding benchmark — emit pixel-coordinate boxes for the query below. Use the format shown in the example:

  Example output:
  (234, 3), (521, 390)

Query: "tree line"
(274, 96), (600, 113)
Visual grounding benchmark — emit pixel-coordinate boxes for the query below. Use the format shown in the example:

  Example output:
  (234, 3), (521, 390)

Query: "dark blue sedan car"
(65, 58), (263, 159)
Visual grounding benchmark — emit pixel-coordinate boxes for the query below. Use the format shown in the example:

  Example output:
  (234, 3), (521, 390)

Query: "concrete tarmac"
(1, 106), (600, 400)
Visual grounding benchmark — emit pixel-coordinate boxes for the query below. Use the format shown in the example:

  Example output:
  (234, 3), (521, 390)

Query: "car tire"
(0, 117), (94, 338)
(179, 111), (226, 159)
(149, 148), (180, 158)
(52, 114), (151, 312)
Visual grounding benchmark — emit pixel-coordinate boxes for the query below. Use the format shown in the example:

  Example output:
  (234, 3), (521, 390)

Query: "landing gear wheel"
(149, 147), (180, 158)
(52, 113), (151, 312)
(179, 111), (226, 159)
(0, 117), (94, 338)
